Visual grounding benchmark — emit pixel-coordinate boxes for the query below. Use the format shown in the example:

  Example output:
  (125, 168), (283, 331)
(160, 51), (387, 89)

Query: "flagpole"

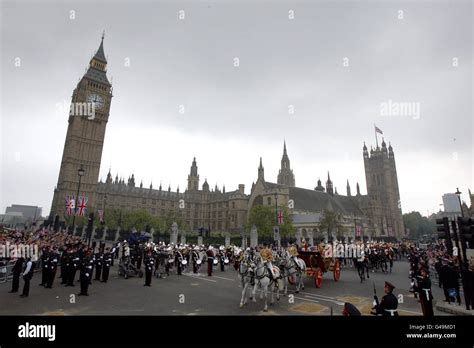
(374, 124), (379, 149)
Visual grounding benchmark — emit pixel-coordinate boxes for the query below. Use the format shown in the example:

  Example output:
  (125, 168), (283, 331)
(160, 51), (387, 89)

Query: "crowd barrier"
(0, 260), (15, 283)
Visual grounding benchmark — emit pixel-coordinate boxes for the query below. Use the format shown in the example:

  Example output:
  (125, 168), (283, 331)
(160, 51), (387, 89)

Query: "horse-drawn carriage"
(291, 248), (342, 288)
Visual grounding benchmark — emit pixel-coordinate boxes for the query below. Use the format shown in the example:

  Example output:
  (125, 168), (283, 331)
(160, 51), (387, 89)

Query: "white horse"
(274, 250), (290, 297)
(251, 254), (281, 312)
(238, 252), (256, 308)
(280, 251), (306, 294)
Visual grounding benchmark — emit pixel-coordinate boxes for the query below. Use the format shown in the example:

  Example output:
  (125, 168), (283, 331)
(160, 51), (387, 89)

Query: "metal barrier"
(0, 259), (43, 283)
(0, 260), (15, 283)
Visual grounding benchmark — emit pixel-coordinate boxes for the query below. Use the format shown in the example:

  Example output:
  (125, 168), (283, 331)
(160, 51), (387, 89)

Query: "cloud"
(1, 0), (472, 217)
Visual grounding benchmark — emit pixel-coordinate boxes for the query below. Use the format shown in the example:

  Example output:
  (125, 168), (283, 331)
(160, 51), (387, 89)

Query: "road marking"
(295, 296), (320, 304)
(398, 308), (422, 315)
(296, 290), (337, 300)
(297, 292), (344, 305)
(303, 295), (320, 302)
(183, 274), (217, 283)
(213, 275), (235, 281)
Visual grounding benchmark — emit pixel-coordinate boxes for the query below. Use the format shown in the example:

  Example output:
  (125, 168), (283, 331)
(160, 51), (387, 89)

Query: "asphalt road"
(0, 258), (452, 316)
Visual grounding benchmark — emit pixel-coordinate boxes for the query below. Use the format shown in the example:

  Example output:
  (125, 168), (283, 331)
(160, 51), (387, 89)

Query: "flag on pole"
(277, 210), (284, 225)
(98, 209), (104, 223)
(374, 125), (383, 134)
(65, 195), (75, 216)
(77, 196), (88, 216)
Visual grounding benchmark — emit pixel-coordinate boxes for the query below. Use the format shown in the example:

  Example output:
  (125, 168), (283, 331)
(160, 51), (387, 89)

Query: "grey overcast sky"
(0, 0), (472, 217)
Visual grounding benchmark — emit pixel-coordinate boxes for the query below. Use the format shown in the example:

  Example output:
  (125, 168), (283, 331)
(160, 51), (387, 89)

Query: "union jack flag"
(65, 195), (75, 216)
(98, 209), (104, 223)
(76, 196), (88, 216)
(277, 210), (284, 225)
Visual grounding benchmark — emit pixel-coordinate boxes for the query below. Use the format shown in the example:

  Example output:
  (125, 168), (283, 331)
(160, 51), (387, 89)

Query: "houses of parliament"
(50, 37), (405, 240)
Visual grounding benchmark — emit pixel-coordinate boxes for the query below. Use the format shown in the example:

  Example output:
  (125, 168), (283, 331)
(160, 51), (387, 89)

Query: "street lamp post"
(103, 194), (108, 224)
(454, 188), (471, 310)
(455, 188), (464, 218)
(274, 192), (278, 226)
(353, 215), (358, 241)
(71, 165), (85, 232)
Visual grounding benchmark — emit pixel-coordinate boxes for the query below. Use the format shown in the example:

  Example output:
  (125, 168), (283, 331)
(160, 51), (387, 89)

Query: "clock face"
(87, 93), (105, 110)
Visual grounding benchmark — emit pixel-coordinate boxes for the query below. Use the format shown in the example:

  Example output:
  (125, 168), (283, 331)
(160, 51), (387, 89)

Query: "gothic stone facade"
(50, 38), (405, 239)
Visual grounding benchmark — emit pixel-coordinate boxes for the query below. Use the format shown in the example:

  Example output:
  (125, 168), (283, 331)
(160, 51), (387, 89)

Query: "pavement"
(0, 258), (458, 316)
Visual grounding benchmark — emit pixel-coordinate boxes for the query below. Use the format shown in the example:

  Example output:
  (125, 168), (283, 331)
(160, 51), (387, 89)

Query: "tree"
(157, 210), (188, 234)
(122, 209), (161, 232)
(403, 211), (436, 239)
(319, 209), (346, 240)
(103, 208), (122, 229)
(246, 205), (293, 237)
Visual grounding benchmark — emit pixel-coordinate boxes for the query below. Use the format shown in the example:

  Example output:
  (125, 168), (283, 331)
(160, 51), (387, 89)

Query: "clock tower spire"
(50, 35), (113, 224)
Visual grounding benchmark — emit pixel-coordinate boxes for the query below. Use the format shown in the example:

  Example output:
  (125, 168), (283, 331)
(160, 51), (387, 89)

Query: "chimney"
(238, 184), (245, 194)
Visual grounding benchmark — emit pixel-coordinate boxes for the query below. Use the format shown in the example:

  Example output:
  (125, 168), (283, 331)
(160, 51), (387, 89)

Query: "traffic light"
(87, 212), (94, 246)
(457, 217), (473, 248)
(436, 217), (453, 255)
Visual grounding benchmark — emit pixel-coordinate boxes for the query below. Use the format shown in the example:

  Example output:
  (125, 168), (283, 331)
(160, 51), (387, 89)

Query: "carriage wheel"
(314, 268), (323, 288)
(288, 275), (296, 285)
(333, 259), (341, 282)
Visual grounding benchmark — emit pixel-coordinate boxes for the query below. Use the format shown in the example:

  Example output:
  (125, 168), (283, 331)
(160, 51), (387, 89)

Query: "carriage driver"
(260, 244), (276, 279)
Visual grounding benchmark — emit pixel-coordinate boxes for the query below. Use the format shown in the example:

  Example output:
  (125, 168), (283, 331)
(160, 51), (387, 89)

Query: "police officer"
(144, 249), (154, 286)
(101, 247), (113, 283)
(78, 249), (94, 296)
(20, 257), (35, 298)
(45, 247), (59, 289)
(371, 281), (398, 316)
(9, 256), (24, 293)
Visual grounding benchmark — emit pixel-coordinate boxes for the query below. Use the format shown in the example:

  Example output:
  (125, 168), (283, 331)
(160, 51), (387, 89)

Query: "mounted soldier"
(260, 244), (275, 280)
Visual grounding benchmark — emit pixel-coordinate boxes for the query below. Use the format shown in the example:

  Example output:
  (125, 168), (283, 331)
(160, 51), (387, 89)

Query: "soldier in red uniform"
(206, 246), (214, 276)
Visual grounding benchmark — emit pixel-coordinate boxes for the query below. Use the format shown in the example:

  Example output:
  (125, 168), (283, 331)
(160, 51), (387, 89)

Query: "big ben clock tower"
(50, 35), (113, 224)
